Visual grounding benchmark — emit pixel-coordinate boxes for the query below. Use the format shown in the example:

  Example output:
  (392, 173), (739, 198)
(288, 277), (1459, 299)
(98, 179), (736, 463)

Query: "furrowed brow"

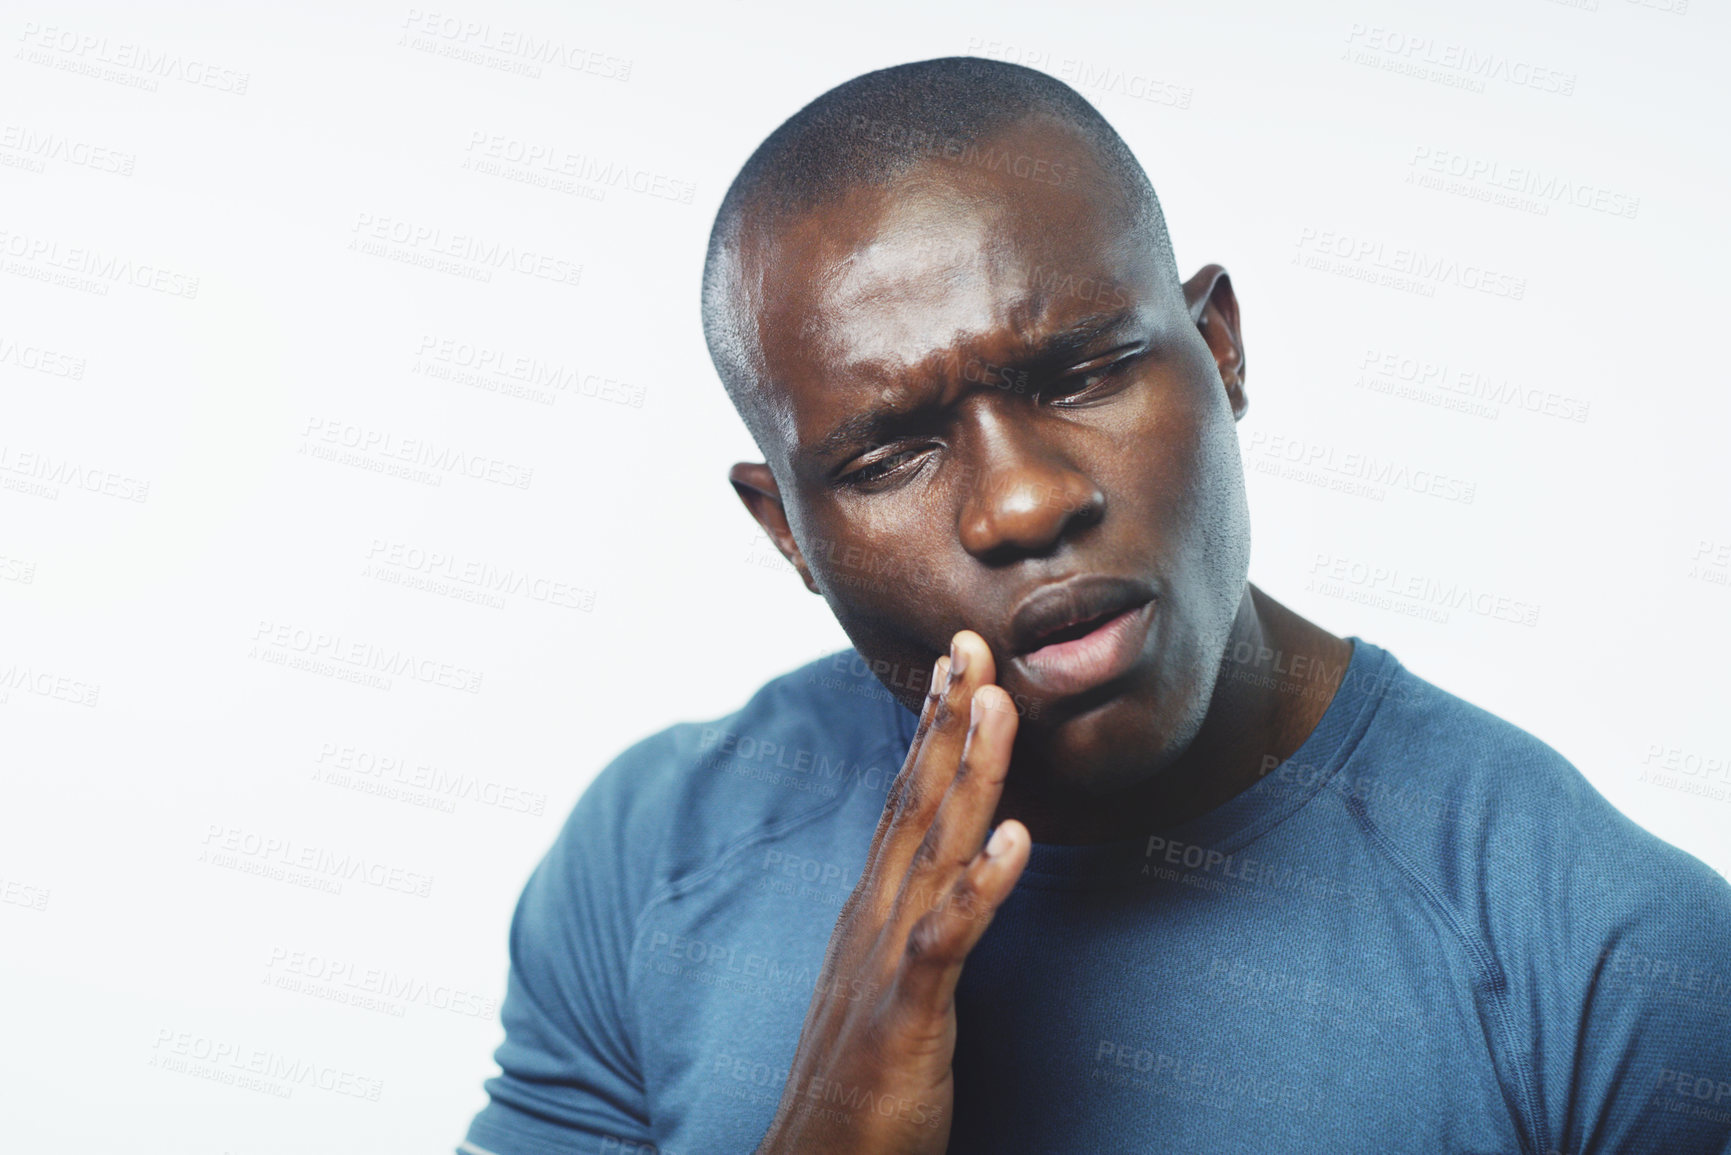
(804, 307), (1137, 466)
(808, 401), (936, 466)
(1030, 308), (1137, 364)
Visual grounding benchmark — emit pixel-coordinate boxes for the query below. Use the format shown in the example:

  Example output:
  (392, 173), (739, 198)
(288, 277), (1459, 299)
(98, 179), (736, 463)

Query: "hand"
(752, 630), (1029, 1154)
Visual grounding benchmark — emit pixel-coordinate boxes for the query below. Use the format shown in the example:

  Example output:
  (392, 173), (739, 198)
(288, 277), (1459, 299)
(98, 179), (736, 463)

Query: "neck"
(993, 583), (1353, 845)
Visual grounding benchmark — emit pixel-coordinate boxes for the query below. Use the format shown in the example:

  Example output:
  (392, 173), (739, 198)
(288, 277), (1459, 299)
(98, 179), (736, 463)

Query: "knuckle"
(948, 876), (986, 923)
(908, 708), (938, 750)
(909, 825), (944, 872)
(886, 773), (925, 819)
(902, 912), (949, 964)
(960, 739), (1008, 789)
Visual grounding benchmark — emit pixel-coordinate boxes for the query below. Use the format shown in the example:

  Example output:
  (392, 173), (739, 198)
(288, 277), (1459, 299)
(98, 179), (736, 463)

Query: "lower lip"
(1012, 599), (1156, 699)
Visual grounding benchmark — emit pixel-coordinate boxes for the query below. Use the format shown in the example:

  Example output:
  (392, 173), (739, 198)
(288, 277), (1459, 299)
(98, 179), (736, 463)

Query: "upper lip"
(1007, 574), (1156, 657)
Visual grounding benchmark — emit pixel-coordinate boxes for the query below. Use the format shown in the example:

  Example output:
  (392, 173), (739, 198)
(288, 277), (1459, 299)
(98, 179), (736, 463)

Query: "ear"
(1183, 263), (1248, 421)
(729, 462), (821, 595)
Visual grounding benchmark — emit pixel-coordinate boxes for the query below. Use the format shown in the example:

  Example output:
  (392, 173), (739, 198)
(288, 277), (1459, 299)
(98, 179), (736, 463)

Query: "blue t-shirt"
(460, 638), (1731, 1155)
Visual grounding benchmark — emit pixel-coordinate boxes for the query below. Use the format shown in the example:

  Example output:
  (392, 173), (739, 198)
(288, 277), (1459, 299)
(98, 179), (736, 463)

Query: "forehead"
(741, 116), (1167, 461)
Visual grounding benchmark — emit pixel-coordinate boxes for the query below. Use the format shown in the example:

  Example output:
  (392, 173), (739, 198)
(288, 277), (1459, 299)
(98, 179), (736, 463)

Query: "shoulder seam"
(621, 727), (906, 1031)
(1343, 789), (1549, 1155)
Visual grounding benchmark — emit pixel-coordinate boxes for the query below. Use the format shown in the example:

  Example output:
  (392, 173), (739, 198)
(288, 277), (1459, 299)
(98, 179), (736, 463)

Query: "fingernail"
(949, 635), (969, 682)
(930, 655), (949, 696)
(986, 823), (1010, 858)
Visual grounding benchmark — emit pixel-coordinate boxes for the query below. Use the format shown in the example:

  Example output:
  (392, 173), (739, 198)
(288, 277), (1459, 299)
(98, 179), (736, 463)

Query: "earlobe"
(728, 462), (821, 595)
(1182, 263), (1248, 421)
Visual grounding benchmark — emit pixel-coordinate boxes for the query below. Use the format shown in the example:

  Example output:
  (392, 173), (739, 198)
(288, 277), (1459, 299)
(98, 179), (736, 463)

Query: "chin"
(1019, 674), (1209, 798)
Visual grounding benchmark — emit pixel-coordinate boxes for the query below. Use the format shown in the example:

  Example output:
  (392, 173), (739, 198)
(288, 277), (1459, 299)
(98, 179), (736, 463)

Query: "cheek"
(1169, 390), (1253, 597)
(1106, 373), (1250, 602)
(798, 512), (955, 638)
(1106, 374), (1222, 517)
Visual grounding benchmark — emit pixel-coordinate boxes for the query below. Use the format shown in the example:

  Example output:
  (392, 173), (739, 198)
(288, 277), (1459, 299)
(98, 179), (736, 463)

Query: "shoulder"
(548, 647), (911, 913)
(1342, 642), (1731, 956)
(1341, 645), (1731, 1145)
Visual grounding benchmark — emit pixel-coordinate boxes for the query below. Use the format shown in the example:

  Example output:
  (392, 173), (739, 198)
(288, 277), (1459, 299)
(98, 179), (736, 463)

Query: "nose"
(956, 406), (1105, 563)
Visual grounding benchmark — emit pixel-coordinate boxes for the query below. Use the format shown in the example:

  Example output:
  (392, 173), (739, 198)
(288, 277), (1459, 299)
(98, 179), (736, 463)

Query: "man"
(459, 57), (1731, 1155)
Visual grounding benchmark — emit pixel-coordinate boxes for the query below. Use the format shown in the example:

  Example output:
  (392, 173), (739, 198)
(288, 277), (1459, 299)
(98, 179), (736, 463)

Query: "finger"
(893, 681), (1016, 925)
(890, 818), (1029, 1022)
(867, 630), (997, 895)
(846, 649), (953, 927)
(841, 652), (953, 937)
(910, 683), (1020, 885)
(862, 651), (949, 856)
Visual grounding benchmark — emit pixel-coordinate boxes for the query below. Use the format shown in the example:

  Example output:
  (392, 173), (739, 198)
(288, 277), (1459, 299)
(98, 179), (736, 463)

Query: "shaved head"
(701, 55), (1179, 456)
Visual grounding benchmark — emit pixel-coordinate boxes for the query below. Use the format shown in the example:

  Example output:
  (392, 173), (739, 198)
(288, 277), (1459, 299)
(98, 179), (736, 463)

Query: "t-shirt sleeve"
(1561, 852), (1731, 1154)
(460, 736), (673, 1155)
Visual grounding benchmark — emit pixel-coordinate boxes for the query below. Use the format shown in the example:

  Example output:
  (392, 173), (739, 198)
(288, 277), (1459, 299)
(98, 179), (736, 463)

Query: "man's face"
(736, 115), (1251, 795)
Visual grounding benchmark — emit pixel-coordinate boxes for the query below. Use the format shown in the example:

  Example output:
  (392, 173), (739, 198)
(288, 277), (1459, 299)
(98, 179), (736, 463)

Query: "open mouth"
(1025, 606), (1136, 651)
(1012, 596), (1157, 700)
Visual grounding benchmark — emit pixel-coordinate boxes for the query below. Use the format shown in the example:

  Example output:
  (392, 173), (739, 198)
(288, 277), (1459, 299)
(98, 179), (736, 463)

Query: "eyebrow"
(806, 306), (1138, 467)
